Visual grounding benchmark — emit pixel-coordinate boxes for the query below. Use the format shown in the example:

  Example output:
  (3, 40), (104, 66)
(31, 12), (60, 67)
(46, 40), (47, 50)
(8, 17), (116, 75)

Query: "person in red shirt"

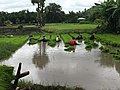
(69, 37), (77, 46)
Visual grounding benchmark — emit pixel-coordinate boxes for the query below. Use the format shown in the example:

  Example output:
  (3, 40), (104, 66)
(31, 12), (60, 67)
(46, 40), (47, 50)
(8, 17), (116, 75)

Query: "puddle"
(0, 41), (120, 90)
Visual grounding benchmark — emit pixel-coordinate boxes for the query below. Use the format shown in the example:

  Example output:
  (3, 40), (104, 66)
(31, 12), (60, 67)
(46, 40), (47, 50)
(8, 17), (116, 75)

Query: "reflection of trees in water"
(98, 53), (114, 68)
(33, 42), (49, 69)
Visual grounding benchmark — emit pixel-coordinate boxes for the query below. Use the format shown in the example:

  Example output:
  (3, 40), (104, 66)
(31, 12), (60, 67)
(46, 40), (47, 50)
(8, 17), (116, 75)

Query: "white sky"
(0, 0), (104, 13)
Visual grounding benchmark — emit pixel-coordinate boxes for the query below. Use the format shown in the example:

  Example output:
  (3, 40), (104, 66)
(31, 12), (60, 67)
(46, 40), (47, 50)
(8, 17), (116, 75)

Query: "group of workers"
(29, 33), (95, 46)
(69, 33), (95, 46)
(29, 35), (61, 42)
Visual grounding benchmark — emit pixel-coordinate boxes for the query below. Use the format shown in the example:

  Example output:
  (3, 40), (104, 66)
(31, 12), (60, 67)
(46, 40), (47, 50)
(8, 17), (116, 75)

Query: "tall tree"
(45, 3), (65, 23)
(31, 0), (46, 27)
(67, 11), (78, 23)
(99, 0), (120, 33)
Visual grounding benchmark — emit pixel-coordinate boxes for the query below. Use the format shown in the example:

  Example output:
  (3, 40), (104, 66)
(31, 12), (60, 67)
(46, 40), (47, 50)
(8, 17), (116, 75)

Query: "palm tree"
(31, 0), (46, 27)
(99, 0), (120, 33)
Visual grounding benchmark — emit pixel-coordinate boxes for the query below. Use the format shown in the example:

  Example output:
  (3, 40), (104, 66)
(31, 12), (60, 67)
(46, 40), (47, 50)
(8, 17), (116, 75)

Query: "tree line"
(0, 3), (84, 26)
(83, 0), (120, 33)
(0, 0), (120, 33)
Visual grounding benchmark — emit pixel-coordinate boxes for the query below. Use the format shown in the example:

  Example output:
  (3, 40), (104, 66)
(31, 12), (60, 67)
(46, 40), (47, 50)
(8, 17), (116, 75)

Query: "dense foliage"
(84, 0), (120, 33)
(0, 10), (37, 25)
(0, 3), (84, 26)
(31, 0), (46, 27)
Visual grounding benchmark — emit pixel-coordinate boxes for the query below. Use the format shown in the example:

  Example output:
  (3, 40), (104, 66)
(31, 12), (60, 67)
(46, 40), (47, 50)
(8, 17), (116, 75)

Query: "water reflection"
(115, 62), (120, 76)
(98, 53), (114, 68)
(1, 41), (120, 90)
(33, 42), (49, 69)
(96, 52), (120, 77)
(56, 42), (60, 47)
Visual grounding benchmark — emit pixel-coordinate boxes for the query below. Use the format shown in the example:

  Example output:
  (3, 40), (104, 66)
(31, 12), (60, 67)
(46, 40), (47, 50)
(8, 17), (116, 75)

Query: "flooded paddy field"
(0, 41), (120, 90)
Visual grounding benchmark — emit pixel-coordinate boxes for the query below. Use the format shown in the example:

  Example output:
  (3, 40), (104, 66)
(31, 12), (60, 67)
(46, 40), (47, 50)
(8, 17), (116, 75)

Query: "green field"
(42, 23), (98, 33)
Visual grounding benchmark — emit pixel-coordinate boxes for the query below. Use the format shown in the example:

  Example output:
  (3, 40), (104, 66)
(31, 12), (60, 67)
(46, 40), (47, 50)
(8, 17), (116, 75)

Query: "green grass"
(48, 34), (57, 47)
(96, 34), (120, 47)
(96, 34), (120, 60)
(42, 23), (97, 33)
(0, 65), (14, 90)
(0, 36), (28, 60)
(69, 33), (79, 39)
(60, 34), (72, 47)
(0, 36), (28, 90)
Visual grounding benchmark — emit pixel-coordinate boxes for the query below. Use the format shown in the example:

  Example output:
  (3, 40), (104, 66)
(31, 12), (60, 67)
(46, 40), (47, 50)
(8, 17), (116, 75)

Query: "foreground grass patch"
(0, 66), (14, 90)
(0, 36), (28, 60)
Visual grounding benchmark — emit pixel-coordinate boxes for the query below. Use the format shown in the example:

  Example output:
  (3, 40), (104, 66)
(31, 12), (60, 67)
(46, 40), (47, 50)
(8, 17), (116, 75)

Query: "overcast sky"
(0, 0), (104, 13)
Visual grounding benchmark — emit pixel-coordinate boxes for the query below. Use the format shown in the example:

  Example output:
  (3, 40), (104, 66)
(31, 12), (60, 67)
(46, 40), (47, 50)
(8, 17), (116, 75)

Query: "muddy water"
(1, 41), (120, 90)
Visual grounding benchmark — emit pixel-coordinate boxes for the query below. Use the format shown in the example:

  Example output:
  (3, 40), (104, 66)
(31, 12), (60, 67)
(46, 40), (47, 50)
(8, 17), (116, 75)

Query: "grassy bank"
(96, 34), (120, 60)
(0, 35), (28, 60)
(96, 34), (120, 47)
(0, 35), (28, 90)
(0, 65), (14, 90)
(42, 23), (97, 33)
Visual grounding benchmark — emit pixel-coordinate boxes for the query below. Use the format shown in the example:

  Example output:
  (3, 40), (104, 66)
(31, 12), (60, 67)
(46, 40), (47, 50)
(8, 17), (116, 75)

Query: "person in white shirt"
(56, 36), (61, 42)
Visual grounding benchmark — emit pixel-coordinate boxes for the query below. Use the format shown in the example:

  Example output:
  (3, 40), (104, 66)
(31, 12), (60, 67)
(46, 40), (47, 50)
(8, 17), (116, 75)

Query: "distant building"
(77, 18), (86, 23)
(77, 18), (86, 21)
